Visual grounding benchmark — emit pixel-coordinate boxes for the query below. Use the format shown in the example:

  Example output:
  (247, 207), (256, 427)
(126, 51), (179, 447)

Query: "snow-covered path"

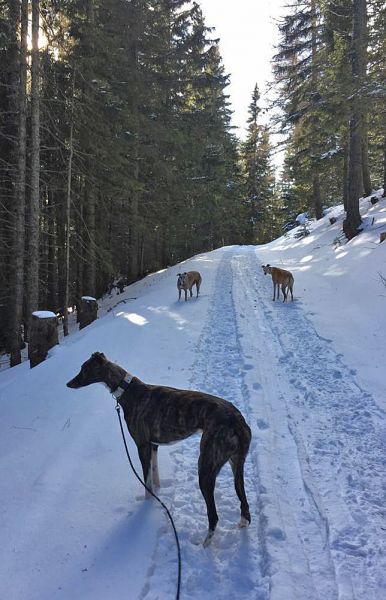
(1, 244), (386, 600)
(143, 249), (267, 600)
(140, 247), (386, 600)
(233, 248), (386, 599)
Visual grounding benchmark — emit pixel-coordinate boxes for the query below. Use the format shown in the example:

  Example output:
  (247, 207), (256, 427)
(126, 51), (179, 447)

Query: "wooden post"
(29, 311), (59, 368)
(379, 232), (386, 244)
(79, 296), (98, 330)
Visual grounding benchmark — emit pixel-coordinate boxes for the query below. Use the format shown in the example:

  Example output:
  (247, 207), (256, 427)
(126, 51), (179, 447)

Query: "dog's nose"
(66, 378), (76, 388)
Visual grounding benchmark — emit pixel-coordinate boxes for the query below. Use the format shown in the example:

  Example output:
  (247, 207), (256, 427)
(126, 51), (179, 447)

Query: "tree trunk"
(310, 0), (322, 219)
(63, 73), (75, 337)
(383, 133), (386, 198)
(76, 186), (84, 317)
(1, 0), (19, 354)
(47, 189), (58, 312)
(82, 177), (96, 296)
(128, 165), (139, 281)
(342, 139), (349, 211)
(345, 115), (363, 239)
(9, 0), (28, 366)
(360, 4), (371, 199)
(82, 0), (97, 297)
(25, 0), (41, 338)
(362, 115), (372, 196)
(344, 0), (366, 240)
(312, 170), (323, 220)
(128, 9), (140, 282)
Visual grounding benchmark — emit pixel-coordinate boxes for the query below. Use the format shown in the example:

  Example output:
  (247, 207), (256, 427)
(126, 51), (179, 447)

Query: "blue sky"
(199, 0), (284, 138)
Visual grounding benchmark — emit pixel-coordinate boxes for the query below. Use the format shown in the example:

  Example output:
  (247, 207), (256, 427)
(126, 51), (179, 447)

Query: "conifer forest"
(0, 0), (385, 365)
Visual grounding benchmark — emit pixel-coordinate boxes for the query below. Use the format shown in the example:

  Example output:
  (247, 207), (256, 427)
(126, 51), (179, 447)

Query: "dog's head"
(262, 264), (272, 275)
(67, 352), (108, 389)
(177, 272), (187, 287)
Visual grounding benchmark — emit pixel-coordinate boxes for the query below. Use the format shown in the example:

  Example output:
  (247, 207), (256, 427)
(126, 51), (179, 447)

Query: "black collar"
(111, 375), (133, 399)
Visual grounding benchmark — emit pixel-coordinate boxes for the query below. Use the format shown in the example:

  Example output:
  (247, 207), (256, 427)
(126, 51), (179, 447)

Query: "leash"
(115, 403), (182, 600)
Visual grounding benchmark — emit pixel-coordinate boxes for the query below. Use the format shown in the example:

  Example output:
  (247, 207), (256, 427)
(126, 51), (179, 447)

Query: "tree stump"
(79, 296), (98, 330)
(29, 311), (59, 368)
(380, 232), (386, 244)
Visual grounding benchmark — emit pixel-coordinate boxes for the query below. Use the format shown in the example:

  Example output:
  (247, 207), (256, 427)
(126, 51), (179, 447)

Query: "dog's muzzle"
(66, 375), (81, 388)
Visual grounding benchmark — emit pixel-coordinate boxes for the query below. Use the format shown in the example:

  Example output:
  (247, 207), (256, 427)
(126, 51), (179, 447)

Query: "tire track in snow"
(241, 247), (386, 599)
(141, 249), (268, 600)
(232, 249), (338, 600)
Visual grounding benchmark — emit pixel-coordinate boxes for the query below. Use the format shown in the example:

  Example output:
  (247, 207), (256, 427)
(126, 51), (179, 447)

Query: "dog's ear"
(92, 352), (106, 362)
(177, 273), (181, 277)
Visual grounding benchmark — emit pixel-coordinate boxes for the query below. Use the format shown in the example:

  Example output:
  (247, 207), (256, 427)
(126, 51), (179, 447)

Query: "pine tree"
(241, 86), (276, 242)
(272, 0), (324, 219)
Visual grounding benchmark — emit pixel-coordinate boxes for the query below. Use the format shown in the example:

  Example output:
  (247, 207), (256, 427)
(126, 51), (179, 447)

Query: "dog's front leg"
(137, 442), (153, 498)
(151, 444), (160, 488)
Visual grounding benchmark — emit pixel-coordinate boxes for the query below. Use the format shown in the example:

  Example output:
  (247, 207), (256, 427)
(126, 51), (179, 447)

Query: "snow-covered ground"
(1, 193), (386, 600)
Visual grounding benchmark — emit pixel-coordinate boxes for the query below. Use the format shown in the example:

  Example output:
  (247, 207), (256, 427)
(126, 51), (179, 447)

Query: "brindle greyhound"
(67, 352), (251, 546)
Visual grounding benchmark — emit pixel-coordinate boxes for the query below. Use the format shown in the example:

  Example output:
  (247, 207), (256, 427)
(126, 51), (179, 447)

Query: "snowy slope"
(1, 194), (386, 600)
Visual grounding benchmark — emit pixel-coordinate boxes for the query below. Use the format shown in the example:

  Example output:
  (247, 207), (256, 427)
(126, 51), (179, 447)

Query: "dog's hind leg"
(151, 444), (160, 488)
(230, 456), (251, 528)
(199, 469), (219, 547)
(137, 442), (153, 498)
(198, 433), (229, 547)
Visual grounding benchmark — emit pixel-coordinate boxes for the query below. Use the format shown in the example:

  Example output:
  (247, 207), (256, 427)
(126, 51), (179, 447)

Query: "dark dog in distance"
(67, 352), (251, 546)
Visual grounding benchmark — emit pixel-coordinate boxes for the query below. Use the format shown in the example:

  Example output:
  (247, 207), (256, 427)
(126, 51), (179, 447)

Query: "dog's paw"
(135, 493), (153, 501)
(202, 529), (215, 548)
(190, 530), (216, 547)
(238, 517), (250, 529)
(190, 534), (203, 546)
